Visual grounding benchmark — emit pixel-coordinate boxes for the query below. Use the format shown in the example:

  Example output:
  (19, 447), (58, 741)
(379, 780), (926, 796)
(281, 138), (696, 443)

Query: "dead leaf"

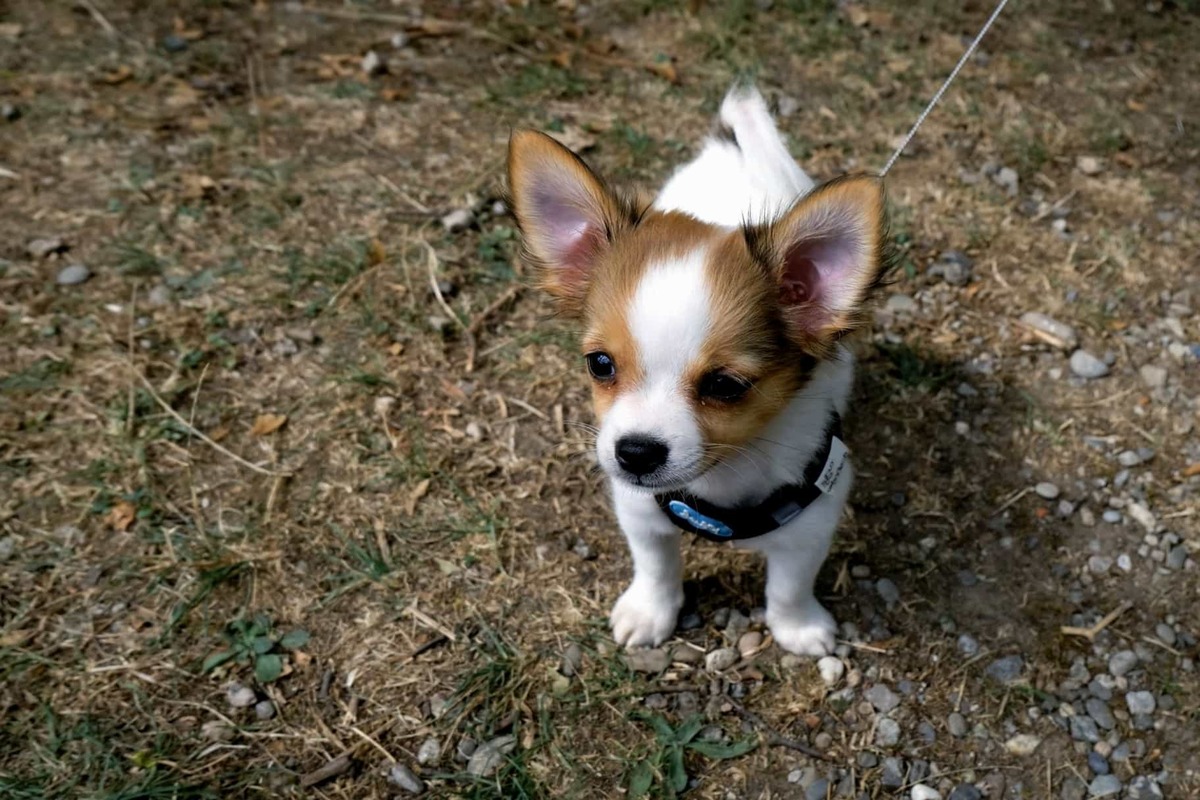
(440, 379), (467, 402)
(1183, 463), (1200, 478)
(404, 478), (431, 516)
(208, 424), (231, 442)
(100, 65), (134, 85)
(108, 501), (137, 532)
(646, 61), (679, 84)
(550, 50), (573, 68)
(388, 342), (405, 356)
(367, 238), (386, 267)
(1127, 98), (1147, 113)
(250, 414), (288, 436)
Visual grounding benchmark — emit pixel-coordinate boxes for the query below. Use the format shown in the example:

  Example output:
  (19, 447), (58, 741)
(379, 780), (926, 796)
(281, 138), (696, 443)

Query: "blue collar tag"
(667, 500), (734, 539)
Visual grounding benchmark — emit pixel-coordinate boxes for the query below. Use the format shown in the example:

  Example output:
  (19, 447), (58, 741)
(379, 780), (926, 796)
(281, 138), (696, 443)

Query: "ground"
(1, 1), (1199, 798)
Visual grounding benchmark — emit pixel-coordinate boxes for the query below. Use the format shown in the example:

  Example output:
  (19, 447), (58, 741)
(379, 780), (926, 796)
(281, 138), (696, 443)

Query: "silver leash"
(880, 0), (1012, 177)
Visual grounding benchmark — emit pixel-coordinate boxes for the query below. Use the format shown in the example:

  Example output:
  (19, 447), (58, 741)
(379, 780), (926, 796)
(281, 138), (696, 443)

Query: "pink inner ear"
(531, 182), (603, 284)
(780, 234), (868, 332)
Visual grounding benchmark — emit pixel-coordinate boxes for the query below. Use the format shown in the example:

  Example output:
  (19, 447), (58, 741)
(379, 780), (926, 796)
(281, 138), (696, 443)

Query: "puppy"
(507, 86), (890, 656)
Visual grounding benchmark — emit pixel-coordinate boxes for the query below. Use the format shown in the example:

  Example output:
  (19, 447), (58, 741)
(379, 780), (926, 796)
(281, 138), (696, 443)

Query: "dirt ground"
(2, 1), (1198, 798)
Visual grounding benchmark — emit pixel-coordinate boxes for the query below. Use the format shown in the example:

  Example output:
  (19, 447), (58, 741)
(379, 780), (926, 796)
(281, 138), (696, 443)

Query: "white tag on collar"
(814, 437), (849, 494)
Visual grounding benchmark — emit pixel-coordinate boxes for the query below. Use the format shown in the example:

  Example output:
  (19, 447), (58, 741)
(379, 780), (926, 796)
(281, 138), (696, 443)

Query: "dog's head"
(508, 130), (888, 491)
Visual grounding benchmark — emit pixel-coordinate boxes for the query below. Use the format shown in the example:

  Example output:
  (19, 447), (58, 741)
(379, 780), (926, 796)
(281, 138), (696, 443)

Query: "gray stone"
(930, 251), (973, 286)
(705, 647), (739, 672)
(917, 720), (936, 744)
(993, 166), (1019, 196)
(912, 785), (942, 800)
(886, 294), (917, 314)
(957, 634), (980, 657)
(387, 763), (425, 794)
(678, 612), (703, 631)
(1139, 364), (1167, 389)
(1126, 776), (1163, 800)
(417, 738), (441, 766)
(623, 648), (671, 674)
(1005, 733), (1042, 756)
(880, 756), (905, 788)
(1116, 554), (1133, 572)
(805, 779), (829, 800)
(1, 103), (19, 122)
(1069, 350), (1109, 379)
(1101, 509), (1122, 524)
(948, 785), (982, 800)
(1108, 650), (1138, 677)
(1087, 774), (1121, 797)
(253, 700), (275, 720)
(226, 683), (256, 708)
(1060, 777), (1087, 800)
(875, 718), (901, 747)
(1070, 715), (1100, 742)
(466, 735), (515, 777)
(1166, 545), (1188, 570)
(1117, 449), (1149, 467)
(1087, 751), (1109, 775)
(56, 263), (91, 285)
(817, 656), (844, 686)
(1154, 623), (1176, 646)
(0, 536), (14, 561)
(1020, 312), (1077, 349)
(27, 236), (66, 259)
(875, 578), (901, 608)
(1035, 481), (1061, 499)
(985, 654), (1024, 684)
(1088, 555), (1112, 574)
(1086, 698), (1115, 729)
(561, 643), (583, 677)
(361, 50), (387, 76)
(1127, 502), (1155, 532)
(1125, 691), (1155, 715)
(947, 712), (967, 737)
(865, 683), (901, 714)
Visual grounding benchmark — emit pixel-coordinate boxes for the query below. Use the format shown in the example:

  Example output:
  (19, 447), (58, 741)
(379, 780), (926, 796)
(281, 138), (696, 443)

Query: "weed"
(626, 713), (755, 799)
(201, 612), (310, 683)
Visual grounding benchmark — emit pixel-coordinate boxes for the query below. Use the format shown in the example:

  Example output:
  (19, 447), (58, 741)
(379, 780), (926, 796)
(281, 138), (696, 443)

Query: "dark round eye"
(585, 351), (616, 381)
(698, 371), (751, 402)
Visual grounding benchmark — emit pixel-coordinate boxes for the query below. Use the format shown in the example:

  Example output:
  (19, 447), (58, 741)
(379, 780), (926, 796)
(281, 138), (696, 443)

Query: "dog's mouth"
(608, 456), (710, 493)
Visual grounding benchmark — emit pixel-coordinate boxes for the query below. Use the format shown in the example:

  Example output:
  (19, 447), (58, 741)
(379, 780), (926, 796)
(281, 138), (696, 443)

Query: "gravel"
(1139, 364), (1167, 389)
(865, 683), (901, 714)
(1020, 312), (1077, 349)
(1125, 691), (1156, 715)
(880, 756), (905, 788)
(1087, 751), (1110, 775)
(1070, 715), (1100, 743)
(947, 712), (968, 737)
(387, 763), (425, 794)
(912, 785), (942, 800)
(957, 634), (980, 657)
(1086, 698), (1115, 729)
(1108, 650), (1138, 677)
(440, 208), (474, 233)
(417, 738), (441, 766)
(705, 647), (739, 672)
(361, 50), (387, 76)
(56, 263), (91, 285)
(1004, 733), (1041, 756)
(1069, 350), (1109, 379)
(817, 656), (844, 686)
(27, 236), (66, 259)
(1035, 481), (1061, 499)
(875, 578), (901, 609)
(623, 648), (671, 673)
(984, 654), (1023, 684)
(1166, 545), (1188, 570)
(1088, 774), (1122, 797)
(1126, 777), (1163, 799)
(875, 717), (901, 747)
(226, 683), (256, 708)
(466, 735), (515, 777)
(948, 784), (983, 800)
(1126, 502), (1156, 532)
(253, 700), (275, 720)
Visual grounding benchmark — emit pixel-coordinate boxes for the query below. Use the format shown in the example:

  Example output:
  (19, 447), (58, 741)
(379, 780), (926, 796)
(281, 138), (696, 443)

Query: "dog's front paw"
(767, 602), (837, 657)
(610, 582), (683, 649)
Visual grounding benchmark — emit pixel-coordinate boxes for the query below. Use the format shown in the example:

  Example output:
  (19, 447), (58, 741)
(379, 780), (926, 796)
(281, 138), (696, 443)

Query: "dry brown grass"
(1, 1), (1198, 798)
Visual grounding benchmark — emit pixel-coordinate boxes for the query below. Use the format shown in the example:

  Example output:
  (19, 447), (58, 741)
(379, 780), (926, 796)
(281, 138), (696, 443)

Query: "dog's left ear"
(757, 176), (888, 344)
(508, 130), (636, 315)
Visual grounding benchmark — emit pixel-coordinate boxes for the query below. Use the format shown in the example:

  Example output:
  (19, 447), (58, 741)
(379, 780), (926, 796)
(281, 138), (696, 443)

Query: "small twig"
(126, 284), (138, 436)
(299, 754), (353, 788)
(79, 0), (118, 37)
(836, 639), (892, 655)
(1060, 601), (1133, 642)
(403, 605), (458, 642)
(463, 286), (522, 372)
(991, 486), (1031, 517)
(725, 698), (833, 762)
(402, 635), (450, 664)
(133, 370), (292, 477)
(502, 395), (548, 421)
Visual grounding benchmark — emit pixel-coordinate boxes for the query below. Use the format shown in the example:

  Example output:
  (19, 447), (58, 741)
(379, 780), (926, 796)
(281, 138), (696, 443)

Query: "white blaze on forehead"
(627, 250), (712, 388)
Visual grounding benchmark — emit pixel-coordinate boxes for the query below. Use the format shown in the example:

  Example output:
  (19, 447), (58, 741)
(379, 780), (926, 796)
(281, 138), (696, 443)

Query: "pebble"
(561, 643), (583, 677)
(957, 634), (980, 657)
(1076, 155), (1103, 175)
(1166, 545), (1188, 570)
(712, 607), (731, 628)
(993, 166), (1019, 196)
(1088, 555), (1112, 574)
(1069, 350), (1109, 379)
(226, 683), (256, 708)
(254, 700), (276, 720)
(880, 756), (905, 788)
(678, 612), (703, 631)
(391, 32), (410, 49)
(1125, 691), (1155, 715)
(886, 293), (917, 314)
(948, 784), (983, 800)
(813, 731), (832, 750)
(876, 718), (901, 747)
(201, 720), (235, 742)
(56, 263), (91, 285)
(1154, 623), (1176, 646)
(1101, 510), (1122, 524)
(875, 578), (901, 609)
(1060, 777), (1087, 800)
(440, 208), (474, 233)
(1127, 502), (1156, 532)
(670, 644), (704, 665)
(1088, 774), (1122, 797)
(27, 236), (66, 259)
(387, 763), (425, 794)
(466, 735), (515, 777)
(1087, 751), (1109, 775)
(805, 779), (829, 800)
(865, 683), (901, 714)
(1086, 698), (1115, 729)
(705, 647), (739, 672)
(817, 656), (844, 686)
(1116, 554), (1132, 572)
(1, 102), (19, 122)
(1139, 364), (1167, 389)
(1070, 715), (1100, 743)
(416, 738), (441, 766)
(162, 34), (188, 53)
(1004, 733), (1041, 756)
(948, 712), (967, 737)
(985, 654), (1023, 684)
(361, 50), (387, 76)
(917, 720), (937, 744)
(737, 631), (763, 656)
(623, 648), (671, 673)
(912, 784), (942, 800)
(929, 250), (973, 286)
(0, 536), (14, 561)
(1020, 312), (1077, 349)
(1117, 449), (1150, 467)
(1035, 481), (1061, 499)
(1126, 777), (1163, 800)
(1108, 650), (1138, 677)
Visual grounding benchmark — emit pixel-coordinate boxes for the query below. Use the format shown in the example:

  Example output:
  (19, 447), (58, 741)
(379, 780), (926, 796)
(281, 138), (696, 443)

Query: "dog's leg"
(609, 489), (683, 649)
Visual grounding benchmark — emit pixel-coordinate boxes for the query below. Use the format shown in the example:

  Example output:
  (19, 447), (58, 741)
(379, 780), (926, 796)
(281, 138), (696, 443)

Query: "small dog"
(507, 86), (890, 655)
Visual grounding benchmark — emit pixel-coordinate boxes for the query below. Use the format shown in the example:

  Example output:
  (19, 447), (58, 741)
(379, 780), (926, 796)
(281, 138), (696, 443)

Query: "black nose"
(615, 435), (670, 476)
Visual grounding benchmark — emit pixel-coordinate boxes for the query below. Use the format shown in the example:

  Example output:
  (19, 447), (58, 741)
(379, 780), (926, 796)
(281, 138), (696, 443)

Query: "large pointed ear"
(751, 176), (889, 346)
(507, 130), (637, 315)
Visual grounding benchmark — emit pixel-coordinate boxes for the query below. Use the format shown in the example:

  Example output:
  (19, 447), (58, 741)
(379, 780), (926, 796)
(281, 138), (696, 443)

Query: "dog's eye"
(698, 370), (751, 402)
(585, 351), (616, 381)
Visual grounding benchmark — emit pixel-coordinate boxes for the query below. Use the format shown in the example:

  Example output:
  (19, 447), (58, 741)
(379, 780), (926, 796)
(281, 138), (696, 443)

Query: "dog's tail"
(715, 85), (815, 209)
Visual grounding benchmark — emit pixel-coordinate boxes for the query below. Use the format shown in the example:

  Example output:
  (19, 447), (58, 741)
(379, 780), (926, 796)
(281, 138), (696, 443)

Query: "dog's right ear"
(507, 130), (635, 315)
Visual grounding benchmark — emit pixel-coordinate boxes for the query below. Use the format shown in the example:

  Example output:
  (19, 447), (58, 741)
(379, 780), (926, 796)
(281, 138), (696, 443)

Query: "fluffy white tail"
(654, 85), (815, 227)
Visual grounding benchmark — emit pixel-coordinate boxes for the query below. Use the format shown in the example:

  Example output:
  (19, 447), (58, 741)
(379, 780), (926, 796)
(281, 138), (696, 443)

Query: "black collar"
(654, 412), (847, 543)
